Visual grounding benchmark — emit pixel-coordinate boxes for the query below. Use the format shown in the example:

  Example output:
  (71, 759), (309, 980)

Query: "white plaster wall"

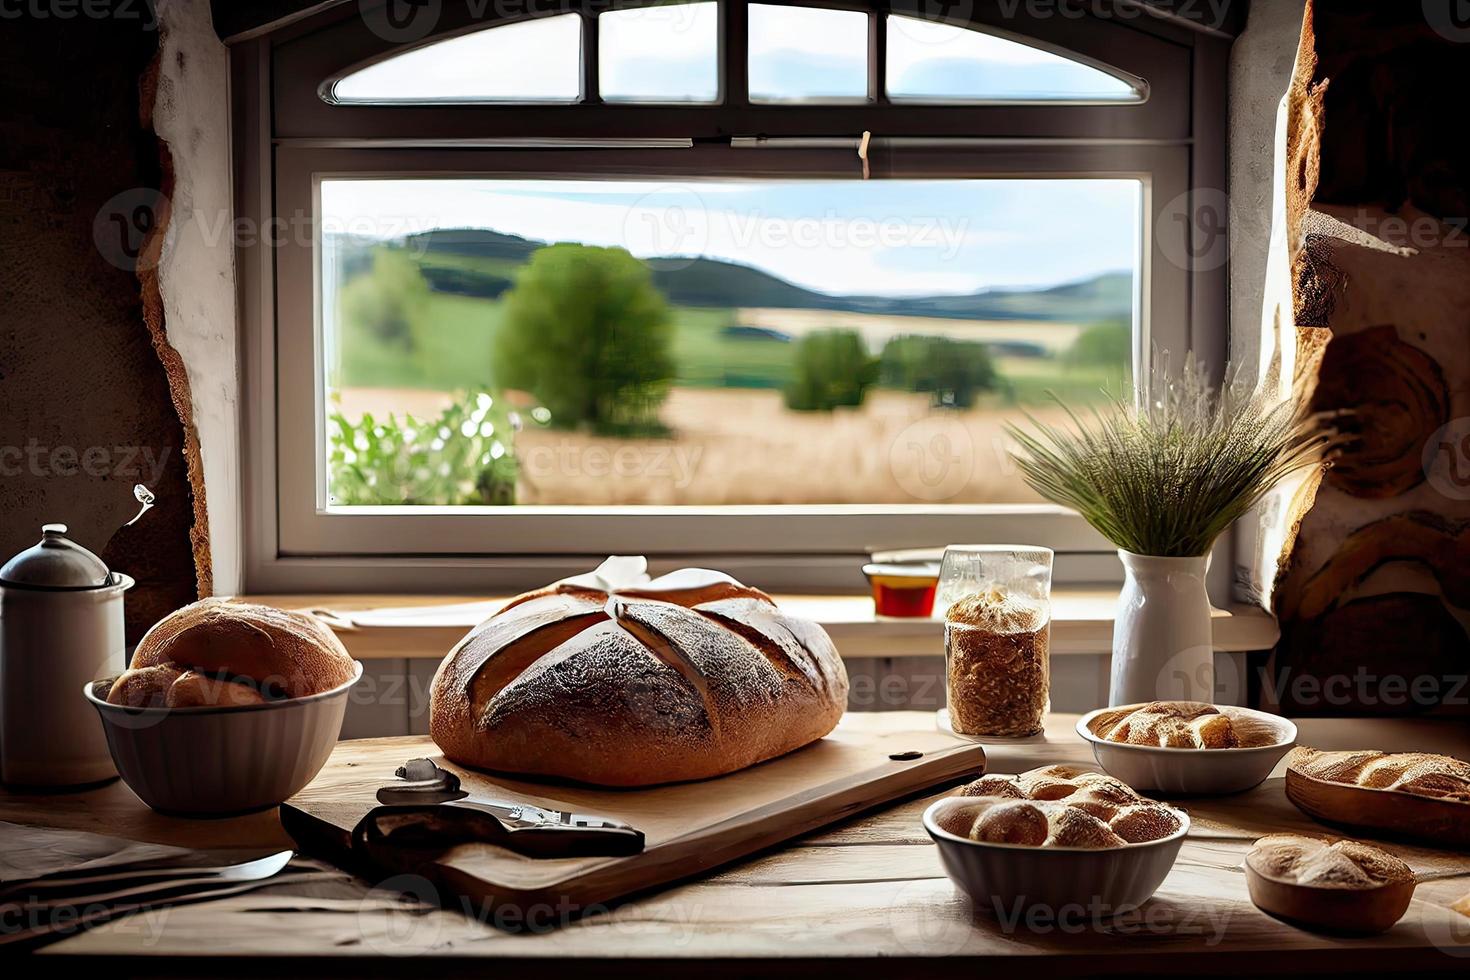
(152, 0), (241, 594)
(1226, 0), (1310, 607)
(1228, 0), (1308, 375)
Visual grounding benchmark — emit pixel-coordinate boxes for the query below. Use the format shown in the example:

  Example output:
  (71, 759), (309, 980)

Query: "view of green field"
(321, 189), (1137, 508)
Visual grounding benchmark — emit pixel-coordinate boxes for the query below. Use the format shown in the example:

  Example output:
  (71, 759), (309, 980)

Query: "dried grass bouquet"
(1006, 355), (1334, 558)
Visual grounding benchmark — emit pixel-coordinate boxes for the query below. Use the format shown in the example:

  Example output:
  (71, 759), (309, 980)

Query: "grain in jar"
(945, 588), (1050, 737)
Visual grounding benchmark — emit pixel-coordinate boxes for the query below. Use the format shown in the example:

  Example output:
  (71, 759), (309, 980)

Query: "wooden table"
(6, 713), (1470, 976)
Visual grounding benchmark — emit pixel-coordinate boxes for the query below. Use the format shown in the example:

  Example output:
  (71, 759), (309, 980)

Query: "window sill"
(235, 589), (1279, 661)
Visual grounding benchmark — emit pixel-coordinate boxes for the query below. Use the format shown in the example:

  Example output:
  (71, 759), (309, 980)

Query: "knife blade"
(0, 850), (296, 902)
(0, 851), (294, 910)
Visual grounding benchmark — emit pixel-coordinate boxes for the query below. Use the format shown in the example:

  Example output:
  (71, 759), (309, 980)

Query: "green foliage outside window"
(327, 390), (544, 506)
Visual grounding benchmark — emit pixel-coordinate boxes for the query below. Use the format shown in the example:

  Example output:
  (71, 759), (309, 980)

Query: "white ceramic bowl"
(1076, 704), (1297, 796)
(923, 795), (1189, 915)
(84, 662), (362, 816)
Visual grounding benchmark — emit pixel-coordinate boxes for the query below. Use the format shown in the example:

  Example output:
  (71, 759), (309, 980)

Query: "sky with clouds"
(327, 5), (1142, 298)
(323, 177), (1141, 297)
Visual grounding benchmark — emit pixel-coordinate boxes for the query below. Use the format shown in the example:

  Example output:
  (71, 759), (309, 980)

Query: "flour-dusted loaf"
(1087, 700), (1288, 749)
(1288, 747), (1470, 801)
(1245, 833), (1416, 933)
(1284, 746), (1470, 848)
(429, 568), (849, 786)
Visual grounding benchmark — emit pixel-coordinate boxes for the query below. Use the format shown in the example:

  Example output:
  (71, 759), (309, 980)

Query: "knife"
(0, 851), (294, 911)
(351, 759), (645, 862)
(0, 868), (320, 951)
(0, 850), (296, 902)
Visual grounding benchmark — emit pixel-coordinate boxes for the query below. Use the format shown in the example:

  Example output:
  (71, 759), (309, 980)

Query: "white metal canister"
(0, 524), (132, 786)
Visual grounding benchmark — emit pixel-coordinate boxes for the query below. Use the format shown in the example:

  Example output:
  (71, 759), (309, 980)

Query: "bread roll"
(944, 765), (1182, 847)
(130, 598), (355, 699)
(430, 569), (848, 786)
(974, 801), (1050, 846)
(106, 664), (184, 708)
(165, 671), (267, 708)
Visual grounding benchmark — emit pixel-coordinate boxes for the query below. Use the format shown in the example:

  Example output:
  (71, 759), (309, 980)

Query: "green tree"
(784, 329), (878, 412)
(879, 335), (997, 408)
(1066, 319), (1132, 372)
(339, 247), (429, 350)
(494, 244), (674, 433)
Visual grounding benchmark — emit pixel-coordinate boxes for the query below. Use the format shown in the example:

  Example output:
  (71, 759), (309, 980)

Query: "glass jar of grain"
(937, 545), (1053, 738)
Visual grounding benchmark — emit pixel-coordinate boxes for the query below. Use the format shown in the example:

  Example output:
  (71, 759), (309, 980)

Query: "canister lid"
(0, 524), (114, 590)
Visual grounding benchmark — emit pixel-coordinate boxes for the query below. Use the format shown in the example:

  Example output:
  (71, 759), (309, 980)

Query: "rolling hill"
(355, 228), (1133, 323)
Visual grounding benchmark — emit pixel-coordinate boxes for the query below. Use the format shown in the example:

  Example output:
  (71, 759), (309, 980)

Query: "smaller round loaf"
(129, 598), (355, 699)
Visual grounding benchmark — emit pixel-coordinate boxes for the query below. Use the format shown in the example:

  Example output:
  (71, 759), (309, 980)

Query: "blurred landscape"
(324, 226), (1133, 507)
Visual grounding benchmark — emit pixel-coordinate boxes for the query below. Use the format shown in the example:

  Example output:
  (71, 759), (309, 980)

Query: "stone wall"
(0, 5), (201, 639)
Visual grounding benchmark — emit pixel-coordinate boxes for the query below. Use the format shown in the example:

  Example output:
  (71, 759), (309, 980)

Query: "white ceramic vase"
(1109, 551), (1214, 706)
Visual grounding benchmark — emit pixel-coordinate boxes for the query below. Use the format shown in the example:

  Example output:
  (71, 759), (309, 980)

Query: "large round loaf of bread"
(429, 570), (849, 786)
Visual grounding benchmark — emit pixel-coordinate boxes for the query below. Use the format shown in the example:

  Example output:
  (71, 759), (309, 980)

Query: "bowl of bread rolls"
(923, 766), (1189, 914)
(84, 598), (361, 815)
(1076, 701), (1297, 795)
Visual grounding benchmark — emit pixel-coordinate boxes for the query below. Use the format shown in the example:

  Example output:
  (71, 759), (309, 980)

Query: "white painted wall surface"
(152, 0), (241, 593)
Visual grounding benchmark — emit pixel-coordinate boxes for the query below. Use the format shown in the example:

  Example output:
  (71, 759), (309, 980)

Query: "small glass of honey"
(862, 561), (941, 618)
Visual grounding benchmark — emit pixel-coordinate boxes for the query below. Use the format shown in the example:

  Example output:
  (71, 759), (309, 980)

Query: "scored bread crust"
(429, 571), (849, 786)
(130, 598), (355, 698)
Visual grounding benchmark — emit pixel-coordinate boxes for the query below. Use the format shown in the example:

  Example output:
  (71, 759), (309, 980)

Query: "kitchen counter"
(4, 712), (1469, 975)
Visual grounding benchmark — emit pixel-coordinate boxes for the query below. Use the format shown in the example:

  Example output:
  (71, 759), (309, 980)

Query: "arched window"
(240, 1), (1227, 591)
(323, 1), (1147, 108)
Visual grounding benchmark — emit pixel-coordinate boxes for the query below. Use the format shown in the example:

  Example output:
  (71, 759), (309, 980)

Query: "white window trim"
(234, 4), (1229, 595)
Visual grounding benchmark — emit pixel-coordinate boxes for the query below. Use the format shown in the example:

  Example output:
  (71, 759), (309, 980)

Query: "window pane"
(600, 2), (718, 102)
(319, 178), (1139, 508)
(331, 15), (581, 103)
(749, 4), (868, 103)
(887, 15), (1142, 102)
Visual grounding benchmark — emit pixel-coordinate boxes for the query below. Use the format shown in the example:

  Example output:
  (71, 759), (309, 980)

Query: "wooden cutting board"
(281, 713), (984, 912)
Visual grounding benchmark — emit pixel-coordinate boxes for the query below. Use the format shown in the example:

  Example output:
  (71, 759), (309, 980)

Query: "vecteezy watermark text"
(988, 895), (1232, 944)
(1264, 666), (1469, 711)
(0, 0), (157, 29)
(521, 443), (703, 489)
(0, 441), (170, 483)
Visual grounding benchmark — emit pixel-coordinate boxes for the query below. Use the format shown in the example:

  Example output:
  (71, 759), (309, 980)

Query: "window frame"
(236, 1), (1229, 594)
